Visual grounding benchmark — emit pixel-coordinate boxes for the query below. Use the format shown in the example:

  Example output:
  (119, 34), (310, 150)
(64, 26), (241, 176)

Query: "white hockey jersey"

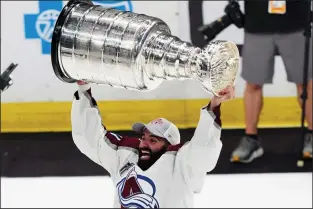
(71, 84), (223, 208)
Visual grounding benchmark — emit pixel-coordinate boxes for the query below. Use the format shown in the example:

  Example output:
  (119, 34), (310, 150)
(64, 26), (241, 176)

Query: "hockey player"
(71, 81), (235, 208)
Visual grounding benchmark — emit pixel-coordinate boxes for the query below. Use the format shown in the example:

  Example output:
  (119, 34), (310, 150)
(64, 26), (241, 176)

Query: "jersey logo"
(116, 167), (160, 208)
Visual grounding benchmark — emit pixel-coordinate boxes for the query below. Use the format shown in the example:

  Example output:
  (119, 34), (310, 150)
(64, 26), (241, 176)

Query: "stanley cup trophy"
(51, 0), (239, 96)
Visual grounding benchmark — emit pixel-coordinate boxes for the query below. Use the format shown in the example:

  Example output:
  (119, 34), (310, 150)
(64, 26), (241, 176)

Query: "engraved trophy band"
(51, 0), (240, 96)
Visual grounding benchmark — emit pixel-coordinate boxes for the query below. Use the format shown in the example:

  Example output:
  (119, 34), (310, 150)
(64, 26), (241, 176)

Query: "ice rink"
(1, 172), (312, 208)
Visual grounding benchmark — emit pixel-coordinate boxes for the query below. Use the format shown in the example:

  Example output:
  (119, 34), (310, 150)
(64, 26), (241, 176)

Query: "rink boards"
(1, 96), (304, 132)
(0, 1), (305, 132)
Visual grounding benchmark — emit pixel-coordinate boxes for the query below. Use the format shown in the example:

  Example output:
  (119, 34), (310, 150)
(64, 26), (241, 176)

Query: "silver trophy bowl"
(51, 0), (239, 96)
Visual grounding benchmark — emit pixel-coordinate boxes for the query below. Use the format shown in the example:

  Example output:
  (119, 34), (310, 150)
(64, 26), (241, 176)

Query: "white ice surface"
(1, 173), (312, 208)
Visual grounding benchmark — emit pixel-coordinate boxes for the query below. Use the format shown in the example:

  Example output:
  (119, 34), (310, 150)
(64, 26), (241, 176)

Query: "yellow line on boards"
(0, 97), (304, 133)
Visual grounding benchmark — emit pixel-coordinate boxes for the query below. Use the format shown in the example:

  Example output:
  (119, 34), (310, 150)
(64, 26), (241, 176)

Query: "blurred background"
(1, 0), (312, 208)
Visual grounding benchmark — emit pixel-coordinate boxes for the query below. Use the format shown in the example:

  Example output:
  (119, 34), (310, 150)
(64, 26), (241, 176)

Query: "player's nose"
(139, 138), (148, 148)
(139, 142), (148, 149)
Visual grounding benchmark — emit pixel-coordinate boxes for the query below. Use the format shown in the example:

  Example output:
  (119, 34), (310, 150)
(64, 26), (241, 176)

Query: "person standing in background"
(231, 0), (312, 163)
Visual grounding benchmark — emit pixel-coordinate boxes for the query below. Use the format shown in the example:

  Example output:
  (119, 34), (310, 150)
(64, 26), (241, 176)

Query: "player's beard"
(137, 146), (168, 171)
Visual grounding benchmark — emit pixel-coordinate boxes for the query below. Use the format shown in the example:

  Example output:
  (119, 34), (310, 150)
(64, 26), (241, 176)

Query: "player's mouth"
(140, 150), (151, 160)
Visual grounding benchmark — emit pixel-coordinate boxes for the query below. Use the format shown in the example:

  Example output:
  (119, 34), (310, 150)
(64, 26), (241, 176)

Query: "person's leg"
(275, 30), (313, 159)
(244, 83), (263, 136)
(296, 82), (312, 131)
(230, 32), (276, 163)
(297, 81), (313, 158)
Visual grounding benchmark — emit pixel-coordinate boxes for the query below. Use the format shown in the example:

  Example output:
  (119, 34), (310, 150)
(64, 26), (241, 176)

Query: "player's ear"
(162, 138), (170, 147)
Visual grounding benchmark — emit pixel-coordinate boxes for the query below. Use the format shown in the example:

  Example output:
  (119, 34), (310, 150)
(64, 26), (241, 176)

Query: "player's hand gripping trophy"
(51, 0), (239, 97)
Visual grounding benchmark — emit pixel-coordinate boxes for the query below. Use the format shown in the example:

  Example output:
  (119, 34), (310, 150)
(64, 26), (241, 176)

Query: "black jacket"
(244, 0), (310, 33)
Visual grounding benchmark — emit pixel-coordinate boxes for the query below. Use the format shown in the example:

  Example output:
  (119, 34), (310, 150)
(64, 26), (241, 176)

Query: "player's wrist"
(77, 81), (91, 92)
(207, 100), (220, 111)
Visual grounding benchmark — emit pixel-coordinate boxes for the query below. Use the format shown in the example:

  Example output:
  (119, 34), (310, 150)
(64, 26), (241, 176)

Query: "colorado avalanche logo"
(116, 167), (159, 208)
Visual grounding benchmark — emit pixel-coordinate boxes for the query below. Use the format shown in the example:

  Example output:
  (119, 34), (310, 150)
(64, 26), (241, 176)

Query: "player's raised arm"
(71, 81), (120, 176)
(175, 86), (235, 189)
